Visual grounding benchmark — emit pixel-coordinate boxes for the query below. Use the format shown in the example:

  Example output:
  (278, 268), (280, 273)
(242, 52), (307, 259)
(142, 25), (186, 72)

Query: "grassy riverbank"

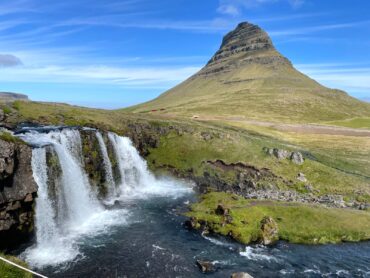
(186, 192), (370, 244)
(0, 254), (32, 278)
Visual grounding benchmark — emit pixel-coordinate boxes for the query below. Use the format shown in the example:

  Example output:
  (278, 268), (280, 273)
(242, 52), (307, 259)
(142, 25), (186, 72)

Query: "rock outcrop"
(258, 216), (279, 245)
(264, 147), (305, 165)
(201, 22), (290, 77)
(0, 137), (37, 249)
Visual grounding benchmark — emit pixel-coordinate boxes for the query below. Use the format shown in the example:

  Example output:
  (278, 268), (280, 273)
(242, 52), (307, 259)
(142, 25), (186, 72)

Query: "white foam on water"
(202, 235), (234, 248)
(240, 246), (278, 262)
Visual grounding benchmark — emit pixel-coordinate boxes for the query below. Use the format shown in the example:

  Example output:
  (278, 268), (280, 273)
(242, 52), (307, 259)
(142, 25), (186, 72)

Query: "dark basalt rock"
(196, 260), (216, 273)
(80, 130), (109, 199)
(0, 138), (37, 249)
(198, 22), (291, 77)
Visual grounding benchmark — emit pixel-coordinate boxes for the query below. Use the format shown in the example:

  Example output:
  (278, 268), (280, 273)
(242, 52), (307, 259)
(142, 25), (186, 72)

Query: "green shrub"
(2, 106), (12, 114)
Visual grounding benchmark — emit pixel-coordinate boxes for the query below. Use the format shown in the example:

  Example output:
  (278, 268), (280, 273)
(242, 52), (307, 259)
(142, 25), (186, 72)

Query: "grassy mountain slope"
(127, 23), (370, 123)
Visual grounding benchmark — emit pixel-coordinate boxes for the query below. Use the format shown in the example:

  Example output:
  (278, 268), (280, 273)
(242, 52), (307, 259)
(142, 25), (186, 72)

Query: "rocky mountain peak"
(220, 22), (274, 53)
(201, 22), (290, 76)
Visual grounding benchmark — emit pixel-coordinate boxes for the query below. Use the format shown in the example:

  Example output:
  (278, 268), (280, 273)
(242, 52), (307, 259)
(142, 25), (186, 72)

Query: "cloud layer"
(0, 54), (23, 67)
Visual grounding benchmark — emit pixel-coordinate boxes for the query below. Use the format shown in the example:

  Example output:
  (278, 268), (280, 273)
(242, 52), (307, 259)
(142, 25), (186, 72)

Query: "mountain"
(0, 92), (28, 101)
(128, 22), (370, 123)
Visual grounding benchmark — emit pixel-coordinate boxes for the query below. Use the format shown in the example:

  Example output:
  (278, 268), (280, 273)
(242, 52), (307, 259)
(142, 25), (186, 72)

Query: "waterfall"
(31, 148), (59, 248)
(17, 127), (191, 268)
(108, 132), (191, 199)
(53, 130), (102, 227)
(108, 133), (155, 195)
(95, 132), (116, 200)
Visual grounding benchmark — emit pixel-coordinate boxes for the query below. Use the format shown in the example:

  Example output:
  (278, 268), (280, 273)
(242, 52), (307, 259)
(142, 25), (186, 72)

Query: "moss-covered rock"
(259, 216), (279, 245)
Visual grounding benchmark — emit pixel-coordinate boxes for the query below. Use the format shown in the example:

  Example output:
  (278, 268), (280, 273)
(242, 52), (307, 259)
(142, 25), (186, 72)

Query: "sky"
(0, 0), (369, 108)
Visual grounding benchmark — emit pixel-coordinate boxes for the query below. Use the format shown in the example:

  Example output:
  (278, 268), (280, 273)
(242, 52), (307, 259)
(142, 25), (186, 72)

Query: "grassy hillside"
(127, 23), (370, 124)
(2, 100), (369, 204)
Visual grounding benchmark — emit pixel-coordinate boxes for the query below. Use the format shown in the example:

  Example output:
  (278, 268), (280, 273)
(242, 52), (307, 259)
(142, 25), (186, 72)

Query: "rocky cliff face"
(0, 138), (37, 249)
(200, 22), (290, 76)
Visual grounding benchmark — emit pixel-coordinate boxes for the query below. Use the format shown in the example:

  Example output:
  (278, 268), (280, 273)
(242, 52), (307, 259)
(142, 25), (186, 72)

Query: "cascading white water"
(108, 133), (155, 194)
(30, 148), (59, 248)
(18, 128), (192, 268)
(53, 130), (102, 227)
(108, 133), (192, 199)
(96, 132), (117, 200)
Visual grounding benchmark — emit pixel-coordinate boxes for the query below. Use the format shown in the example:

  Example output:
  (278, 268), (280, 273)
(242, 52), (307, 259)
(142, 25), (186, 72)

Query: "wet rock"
(290, 152), (304, 165)
(196, 260), (215, 273)
(231, 272), (254, 278)
(259, 216), (279, 245)
(184, 217), (198, 230)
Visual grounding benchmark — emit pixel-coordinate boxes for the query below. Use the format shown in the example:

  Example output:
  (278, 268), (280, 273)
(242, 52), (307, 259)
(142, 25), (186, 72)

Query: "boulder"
(272, 148), (290, 160)
(231, 272), (254, 278)
(290, 152), (304, 165)
(215, 204), (229, 216)
(259, 216), (279, 245)
(297, 172), (307, 182)
(196, 260), (215, 273)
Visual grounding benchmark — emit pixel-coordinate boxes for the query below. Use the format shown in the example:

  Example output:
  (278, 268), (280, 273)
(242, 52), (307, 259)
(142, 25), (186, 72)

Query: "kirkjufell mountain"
(129, 22), (370, 123)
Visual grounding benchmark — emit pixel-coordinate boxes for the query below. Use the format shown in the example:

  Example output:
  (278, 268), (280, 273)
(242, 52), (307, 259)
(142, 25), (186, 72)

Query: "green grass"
(147, 126), (370, 202)
(0, 132), (25, 144)
(186, 192), (370, 244)
(127, 53), (370, 124)
(0, 254), (32, 278)
(327, 117), (370, 129)
(7, 100), (370, 202)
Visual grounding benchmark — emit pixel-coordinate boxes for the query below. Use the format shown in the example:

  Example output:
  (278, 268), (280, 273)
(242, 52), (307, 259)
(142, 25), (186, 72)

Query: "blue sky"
(0, 0), (369, 108)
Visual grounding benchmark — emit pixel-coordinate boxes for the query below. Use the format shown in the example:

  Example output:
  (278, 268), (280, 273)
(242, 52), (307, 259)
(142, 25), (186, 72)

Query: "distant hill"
(0, 92), (28, 101)
(128, 22), (370, 123)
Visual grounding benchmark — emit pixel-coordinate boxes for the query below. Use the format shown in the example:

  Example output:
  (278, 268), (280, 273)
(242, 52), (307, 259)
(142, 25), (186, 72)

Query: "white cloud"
(296, 63), (370, 97)
(269, 21), (368, 37)
(217, 4), (240, 16)
(217, 0), (304, 15)
(0, 64), (201, 88)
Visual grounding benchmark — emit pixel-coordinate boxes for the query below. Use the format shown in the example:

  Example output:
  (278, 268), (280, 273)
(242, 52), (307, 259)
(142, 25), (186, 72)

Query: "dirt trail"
(193, 116), (370, 137)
